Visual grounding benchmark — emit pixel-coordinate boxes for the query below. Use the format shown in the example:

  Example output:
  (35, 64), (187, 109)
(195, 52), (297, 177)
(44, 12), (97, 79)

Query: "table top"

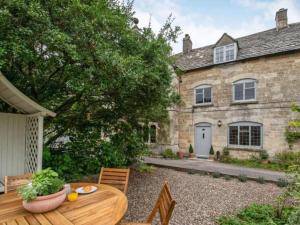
(0, 183), (128, 225)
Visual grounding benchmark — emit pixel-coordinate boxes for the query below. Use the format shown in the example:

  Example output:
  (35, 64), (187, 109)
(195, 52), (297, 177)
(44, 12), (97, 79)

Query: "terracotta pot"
(23, 187), (66, 213)
(208, 155), (214, 160)
(177, 151), (184, 159)
(189, 153), (196, 158)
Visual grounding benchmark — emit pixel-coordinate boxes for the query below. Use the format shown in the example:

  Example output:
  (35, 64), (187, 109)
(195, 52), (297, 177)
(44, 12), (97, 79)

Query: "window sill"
(231, 100), (258, 106)
(193, 103), (214, 108)
(227, 147), (263, 152)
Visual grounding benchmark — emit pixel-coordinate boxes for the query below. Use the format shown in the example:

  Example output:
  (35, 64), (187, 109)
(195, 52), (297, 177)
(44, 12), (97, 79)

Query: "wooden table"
(0, 183), (128, 225)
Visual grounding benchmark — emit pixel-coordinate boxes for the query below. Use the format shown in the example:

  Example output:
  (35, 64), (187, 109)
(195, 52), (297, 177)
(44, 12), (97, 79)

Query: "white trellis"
(0, 73), (55, 192)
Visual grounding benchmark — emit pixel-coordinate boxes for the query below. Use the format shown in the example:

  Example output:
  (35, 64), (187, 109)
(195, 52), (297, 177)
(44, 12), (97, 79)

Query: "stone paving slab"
(144, 157), (286, 182)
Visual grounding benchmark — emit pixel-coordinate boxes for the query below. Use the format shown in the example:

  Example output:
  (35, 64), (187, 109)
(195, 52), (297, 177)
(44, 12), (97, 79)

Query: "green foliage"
(259, 150), (269, 160)
(217, 204), (294, 225)
(276, 178), (289, 188)
(224, 175), (232, 181)
(212, 172), (221, 178)
(257, 176), (266, 184)
(43, 127), (148, 181)
(161, 148), (177, 159)
(0, 0), (180, 177)
(220, 156), (283, 171)
(287, 207), (300, 225)
(189, 144), (194, 154)
(223, 148), (230, 156)
(274, 151), (300, 170)
(238, 174), (247, 182)
(286, 104), (300, 149)
(18, 168), (64, 202)
(210, 145), (214, 155)
(137, 163), (155, 173)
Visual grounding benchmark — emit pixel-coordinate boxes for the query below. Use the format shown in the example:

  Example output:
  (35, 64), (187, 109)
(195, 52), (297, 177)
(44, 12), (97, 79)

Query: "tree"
(0, 0), (180, 177)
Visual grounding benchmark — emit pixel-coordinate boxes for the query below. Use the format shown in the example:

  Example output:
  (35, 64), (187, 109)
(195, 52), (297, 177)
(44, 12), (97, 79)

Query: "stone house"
(154, 9), (300, 159)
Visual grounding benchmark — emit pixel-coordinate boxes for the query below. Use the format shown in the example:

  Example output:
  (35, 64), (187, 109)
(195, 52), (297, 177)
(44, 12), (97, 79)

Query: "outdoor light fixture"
(217, 120), (222, 127)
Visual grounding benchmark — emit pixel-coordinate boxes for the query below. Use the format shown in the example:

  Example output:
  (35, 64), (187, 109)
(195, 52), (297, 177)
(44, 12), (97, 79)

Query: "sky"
(132, 0), (300, 53)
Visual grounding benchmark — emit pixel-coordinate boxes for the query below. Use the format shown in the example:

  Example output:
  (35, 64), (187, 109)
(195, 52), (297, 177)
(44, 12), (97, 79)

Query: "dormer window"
(214, 43), (237, 64)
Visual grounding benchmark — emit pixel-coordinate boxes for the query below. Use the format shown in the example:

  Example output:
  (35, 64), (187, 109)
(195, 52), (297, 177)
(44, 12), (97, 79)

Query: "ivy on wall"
(286, 104), (300, 149)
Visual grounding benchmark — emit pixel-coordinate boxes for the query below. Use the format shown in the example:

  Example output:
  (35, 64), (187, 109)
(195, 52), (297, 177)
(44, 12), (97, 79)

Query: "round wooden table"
(0, 183), (128, 225)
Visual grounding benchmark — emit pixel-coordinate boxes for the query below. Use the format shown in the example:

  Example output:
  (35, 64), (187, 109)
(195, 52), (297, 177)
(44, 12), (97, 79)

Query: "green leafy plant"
(217, 204), (295, 225)
(137, 163), (155, 173)
(286, 104), (300, 149)
(276, 178), (289, 188)
(161, 149), (177, 159)
(257, 176), (266, 184)
(287, 207), (300, 225)
(189, 144), (194, 154)
(210, 146), (215, 155)
(223, 148), (230, 156)
(224, 175), (232, 181)
(238, 174), (248, 182)
(18, 168), (64, 202)
(259, 150), (269, 160)
(212, 172), (221, 178)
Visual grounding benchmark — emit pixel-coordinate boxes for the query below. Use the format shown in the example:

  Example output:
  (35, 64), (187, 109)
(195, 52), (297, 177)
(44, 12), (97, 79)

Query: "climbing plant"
(286, 104), (300, 149)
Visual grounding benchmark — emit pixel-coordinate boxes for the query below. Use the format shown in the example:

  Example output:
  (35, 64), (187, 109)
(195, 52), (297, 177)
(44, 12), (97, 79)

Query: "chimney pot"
(183, 34), (192, 54)
(275, 8), (288, 30)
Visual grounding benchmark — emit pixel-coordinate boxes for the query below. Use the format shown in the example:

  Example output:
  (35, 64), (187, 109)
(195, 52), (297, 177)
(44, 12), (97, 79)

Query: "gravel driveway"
(124, 167), (283, 225)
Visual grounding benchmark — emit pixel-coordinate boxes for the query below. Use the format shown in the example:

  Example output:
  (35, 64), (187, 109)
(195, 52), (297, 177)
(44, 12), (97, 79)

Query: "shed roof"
(0, 73), (56, 117)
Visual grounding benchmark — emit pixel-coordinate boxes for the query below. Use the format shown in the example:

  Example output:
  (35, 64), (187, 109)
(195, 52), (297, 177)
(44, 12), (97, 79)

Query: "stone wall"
(176, 52), (300, 157)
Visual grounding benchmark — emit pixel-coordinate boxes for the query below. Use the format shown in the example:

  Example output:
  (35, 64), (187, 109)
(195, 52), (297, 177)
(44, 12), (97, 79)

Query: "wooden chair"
(4, 173), (32, 194)
(123, 182), (176, 225)
(98, 167), (130, 194)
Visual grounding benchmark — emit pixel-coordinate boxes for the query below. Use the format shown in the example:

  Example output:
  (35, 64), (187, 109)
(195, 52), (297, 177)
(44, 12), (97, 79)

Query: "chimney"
(183, 34), (192, 54)
(275, 8), (288, 30)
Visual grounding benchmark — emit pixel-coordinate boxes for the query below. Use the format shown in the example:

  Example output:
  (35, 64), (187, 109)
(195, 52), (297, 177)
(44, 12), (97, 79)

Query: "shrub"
(17, 168), (64, 202)
(43, 130), (148, 181)
(212, 172), (221, 178)
(187, 170), (195, 175)
(137, 163), (155, 173)
(287, 207), (300, 225)
(276, 178), (289, 188)
(238, 174), (247, 182)
(257, 176), (266, 184)
(223, 148), (230, 156)
(217, 204), (294, 225)
(161, 149), (177, 159)
(259, 150), (269, 160)
(224, 175), (232, 181)
(210, 146), (215, 155)
(275, 151), (300, 169)
(189, 144), (194, 154)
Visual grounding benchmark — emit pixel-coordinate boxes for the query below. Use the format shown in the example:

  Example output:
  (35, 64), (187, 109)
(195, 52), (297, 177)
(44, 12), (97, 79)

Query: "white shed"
(0, 73), (56, 192)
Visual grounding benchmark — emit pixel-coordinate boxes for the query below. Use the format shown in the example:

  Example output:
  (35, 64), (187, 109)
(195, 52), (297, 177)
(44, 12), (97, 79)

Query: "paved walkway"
(144, 157), (286, 182)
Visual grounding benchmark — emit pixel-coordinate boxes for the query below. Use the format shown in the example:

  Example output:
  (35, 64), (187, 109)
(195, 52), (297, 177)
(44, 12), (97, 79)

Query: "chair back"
(4, 173), (32, 193)
(146, 182), (176, 225)
(98, 168), (130, 194)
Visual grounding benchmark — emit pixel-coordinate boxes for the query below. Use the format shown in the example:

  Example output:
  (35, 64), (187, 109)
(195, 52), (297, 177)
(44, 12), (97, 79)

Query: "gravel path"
(124, 167), (283, 225)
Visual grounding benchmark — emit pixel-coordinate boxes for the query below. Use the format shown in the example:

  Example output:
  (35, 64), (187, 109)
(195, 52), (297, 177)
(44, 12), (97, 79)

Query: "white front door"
(195, 124), (212, 158)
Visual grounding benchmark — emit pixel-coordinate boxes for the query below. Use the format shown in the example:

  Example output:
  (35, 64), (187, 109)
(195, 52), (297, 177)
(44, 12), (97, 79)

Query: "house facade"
(154, 9), (300, 159)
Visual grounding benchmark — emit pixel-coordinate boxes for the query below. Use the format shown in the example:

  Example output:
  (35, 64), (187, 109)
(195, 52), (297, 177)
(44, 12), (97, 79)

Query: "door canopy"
(0, 72), (55, 117)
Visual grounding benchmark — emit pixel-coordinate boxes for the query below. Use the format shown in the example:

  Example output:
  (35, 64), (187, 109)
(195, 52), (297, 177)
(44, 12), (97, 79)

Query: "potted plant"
(189, 144), (195, 158)
(177, 151), (184, 159)
(209, 145), (215, 160)
(18, 168), (66, 213)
